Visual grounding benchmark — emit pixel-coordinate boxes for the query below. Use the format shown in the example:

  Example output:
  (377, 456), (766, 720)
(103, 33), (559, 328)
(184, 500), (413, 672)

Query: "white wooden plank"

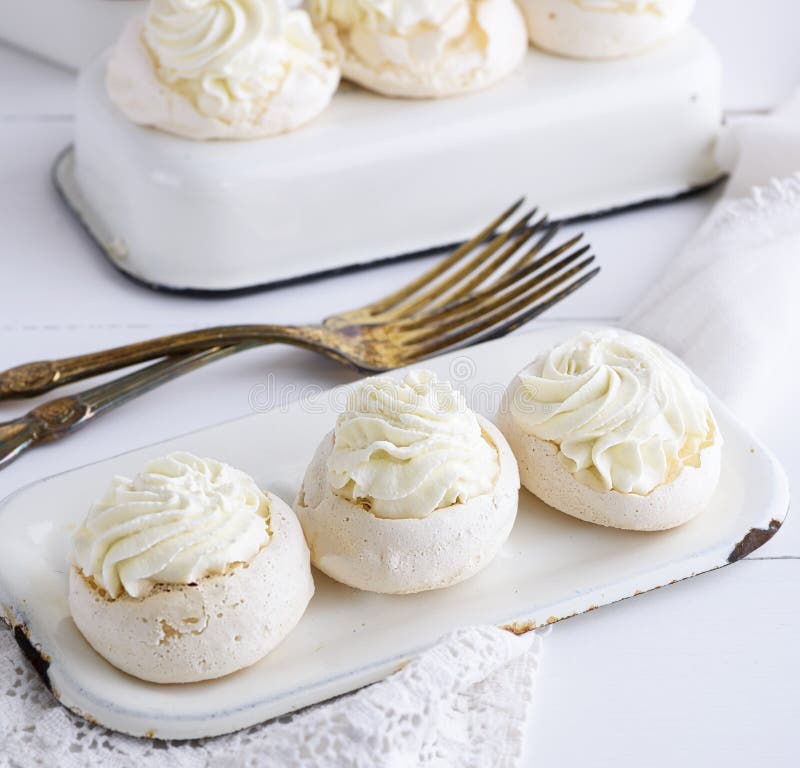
(0, 2), (798, 759)
(694, 0), (800, 111)
(0, 44), (74, 118)
(524, 558), (800, 767)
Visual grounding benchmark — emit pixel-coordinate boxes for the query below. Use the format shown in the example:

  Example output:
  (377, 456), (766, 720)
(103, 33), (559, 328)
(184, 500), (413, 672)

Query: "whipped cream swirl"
(327, 370), (499, 518)
(509, 330), (716, 494)
(145, 0), (280, 78)
(72, 452), (270, 599)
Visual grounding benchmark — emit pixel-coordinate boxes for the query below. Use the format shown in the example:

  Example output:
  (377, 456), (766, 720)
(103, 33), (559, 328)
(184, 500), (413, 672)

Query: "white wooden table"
(0, 2), (798, 764)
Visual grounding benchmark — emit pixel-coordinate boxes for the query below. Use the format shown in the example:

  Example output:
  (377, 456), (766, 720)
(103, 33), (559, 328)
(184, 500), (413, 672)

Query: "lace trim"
(697, 173), (800, 246)
(0, 622), (544, 767)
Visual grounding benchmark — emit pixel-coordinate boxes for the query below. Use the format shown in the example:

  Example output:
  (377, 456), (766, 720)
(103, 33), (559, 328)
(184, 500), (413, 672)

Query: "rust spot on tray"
(501, 620), (538, 635)
(69, 704), (102, 727)
(728, 519), (782, 562)
(13, 624), (52, 692)
(503, 610), (583, 633)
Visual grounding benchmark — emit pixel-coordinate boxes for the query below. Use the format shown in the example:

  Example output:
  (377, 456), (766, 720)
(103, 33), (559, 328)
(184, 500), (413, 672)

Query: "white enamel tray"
(0, 326), (789, 739)
(58, 27), (722, 294)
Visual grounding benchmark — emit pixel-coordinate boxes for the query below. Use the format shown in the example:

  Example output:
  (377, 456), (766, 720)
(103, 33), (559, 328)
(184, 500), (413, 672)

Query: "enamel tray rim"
(52, 146), (723, 299)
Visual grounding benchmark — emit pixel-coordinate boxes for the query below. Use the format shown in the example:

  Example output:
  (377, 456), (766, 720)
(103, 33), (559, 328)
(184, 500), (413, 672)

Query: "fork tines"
(369, 198), (600, 363)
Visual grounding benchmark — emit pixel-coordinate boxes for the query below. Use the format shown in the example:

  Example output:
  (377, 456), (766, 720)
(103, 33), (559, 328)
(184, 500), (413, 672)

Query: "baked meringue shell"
(294, 416), (520, 594)
(318, 0), (528, 98)
(519, 0), (695, 60)
(68, 493), (314, 683)
(106, 17), (340, 140)
(498, 381), (722, 531)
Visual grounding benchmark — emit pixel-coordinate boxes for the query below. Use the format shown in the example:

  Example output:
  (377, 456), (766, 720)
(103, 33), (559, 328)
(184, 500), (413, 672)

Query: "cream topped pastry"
(498, 330), (721, 530)
(295, 370), (519, 594)
(311, 0), (527, 97)
(106, 0), (340, 139)
(519, 0), (694, 59)
(69, 452), (313, 683)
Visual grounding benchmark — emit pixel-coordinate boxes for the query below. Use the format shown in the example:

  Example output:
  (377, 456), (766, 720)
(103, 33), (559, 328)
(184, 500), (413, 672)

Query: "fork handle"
(0, 324), (313, 400)
(0, 345), (243, 470)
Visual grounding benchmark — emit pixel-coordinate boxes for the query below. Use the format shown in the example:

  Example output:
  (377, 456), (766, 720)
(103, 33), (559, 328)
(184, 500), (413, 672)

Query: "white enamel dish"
(0, 325), (789, 739)
(57, 27), (721, 293)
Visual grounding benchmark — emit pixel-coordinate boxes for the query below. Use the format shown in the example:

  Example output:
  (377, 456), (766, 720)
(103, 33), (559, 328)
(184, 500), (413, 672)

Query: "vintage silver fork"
(0, 200), (599, 468)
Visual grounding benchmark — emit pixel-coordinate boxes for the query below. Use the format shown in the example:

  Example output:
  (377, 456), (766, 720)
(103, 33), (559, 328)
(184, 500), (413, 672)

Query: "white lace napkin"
(626, 88), (800, 428)
(0, 623), (544, 768)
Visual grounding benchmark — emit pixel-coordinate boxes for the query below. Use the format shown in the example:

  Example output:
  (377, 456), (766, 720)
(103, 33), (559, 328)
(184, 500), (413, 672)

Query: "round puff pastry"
(311, 0), (527, 98)
(295, 370), (520, 593)
(497, 330), (722, 531)
(519, 0), (694, 60)
(69, 453), (314, 683)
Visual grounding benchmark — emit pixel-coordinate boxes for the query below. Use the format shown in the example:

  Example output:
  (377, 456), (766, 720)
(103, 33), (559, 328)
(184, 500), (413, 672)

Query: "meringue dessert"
(498, 330), (722, 531)
(106, 0), (340, 139)
(310, 0), (527, 97)
(294, 370), (519, 594)
(519, 0), (695, 59)
(69, 452), (314, 683)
